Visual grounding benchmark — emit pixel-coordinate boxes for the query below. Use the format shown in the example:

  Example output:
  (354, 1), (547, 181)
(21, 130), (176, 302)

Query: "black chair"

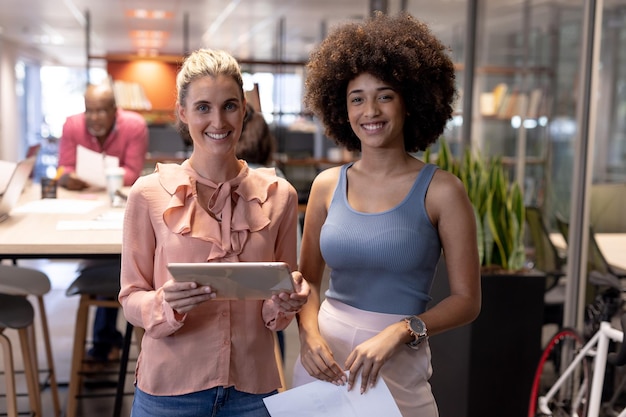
(64, 259), (139, 417)
(0, 263), (61, 416)
(556, 213), (626, 281)
(0, 293), (41, 417)
(526, 206), (567, 290)
(555, 213), (625, 326)
(525, 206), (568, 326)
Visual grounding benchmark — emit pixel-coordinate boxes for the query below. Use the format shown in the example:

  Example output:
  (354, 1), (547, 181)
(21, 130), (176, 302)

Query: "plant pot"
(428, 257), (546, 417)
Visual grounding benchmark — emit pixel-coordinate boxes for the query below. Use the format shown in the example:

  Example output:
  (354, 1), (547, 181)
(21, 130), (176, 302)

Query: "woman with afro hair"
(293, 12), (481, 416)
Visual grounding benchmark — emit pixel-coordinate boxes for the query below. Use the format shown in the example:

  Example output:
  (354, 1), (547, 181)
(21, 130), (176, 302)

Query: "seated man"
(57, 82), (148, 190)
(58, 81), (148, 363)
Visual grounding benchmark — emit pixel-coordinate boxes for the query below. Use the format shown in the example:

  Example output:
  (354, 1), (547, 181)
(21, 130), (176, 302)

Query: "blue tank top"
(320, 162), (441, 315)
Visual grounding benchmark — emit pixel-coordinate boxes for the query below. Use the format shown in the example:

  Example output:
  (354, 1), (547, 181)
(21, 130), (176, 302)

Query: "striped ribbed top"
(321, 162), (441, 315)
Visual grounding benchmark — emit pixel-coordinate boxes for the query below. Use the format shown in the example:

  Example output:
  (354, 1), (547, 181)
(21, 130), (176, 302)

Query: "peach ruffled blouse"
(119, 160), (299, 396)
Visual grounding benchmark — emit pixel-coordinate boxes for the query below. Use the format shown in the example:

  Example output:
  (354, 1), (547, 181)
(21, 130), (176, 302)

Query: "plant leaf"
(430, 138), (525, 271)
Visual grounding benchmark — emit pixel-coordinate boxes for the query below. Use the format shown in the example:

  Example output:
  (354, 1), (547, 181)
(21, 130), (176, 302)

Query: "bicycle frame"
(538, 321), (625, 417)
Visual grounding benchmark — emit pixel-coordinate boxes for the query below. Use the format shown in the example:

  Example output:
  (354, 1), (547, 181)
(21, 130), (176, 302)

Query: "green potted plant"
(424, 138), (545, 417)
(424, 137), (526, 272)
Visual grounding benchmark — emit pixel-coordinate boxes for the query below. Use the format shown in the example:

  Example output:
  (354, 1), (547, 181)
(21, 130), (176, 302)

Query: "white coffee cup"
(105, 166), (125, 206)
(327, 147), (343, 162)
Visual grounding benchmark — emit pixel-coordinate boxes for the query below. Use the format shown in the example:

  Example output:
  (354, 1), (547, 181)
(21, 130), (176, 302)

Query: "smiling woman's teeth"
(363, 123), (383, 130)
(206, 132), (228, 139)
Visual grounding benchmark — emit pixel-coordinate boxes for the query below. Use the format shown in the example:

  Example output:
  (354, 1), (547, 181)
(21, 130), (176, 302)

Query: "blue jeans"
(131, 386), (276, 417)
(77, 259), (123, 361)
(89, 303), (123, 361)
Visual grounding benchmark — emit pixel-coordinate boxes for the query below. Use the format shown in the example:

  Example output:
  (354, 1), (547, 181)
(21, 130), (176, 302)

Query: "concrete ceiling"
(0, 0), (511, 66)
(0, 0), (623, 68)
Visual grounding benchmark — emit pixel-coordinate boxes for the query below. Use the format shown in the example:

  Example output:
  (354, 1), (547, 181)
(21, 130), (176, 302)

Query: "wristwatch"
(404, 315), (428, 349)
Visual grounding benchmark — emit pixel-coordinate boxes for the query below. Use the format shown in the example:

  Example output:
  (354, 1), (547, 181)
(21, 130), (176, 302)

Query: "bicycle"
(529, 272), (626, 417)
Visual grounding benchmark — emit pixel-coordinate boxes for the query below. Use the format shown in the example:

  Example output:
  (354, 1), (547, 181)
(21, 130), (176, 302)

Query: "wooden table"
(0, 182), (134, 416)
(0, 182), (123, 259)
(550, 232), (626, 271)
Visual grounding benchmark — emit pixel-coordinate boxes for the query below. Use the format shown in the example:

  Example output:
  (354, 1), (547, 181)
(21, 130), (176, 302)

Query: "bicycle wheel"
(529, 328), (590, 417)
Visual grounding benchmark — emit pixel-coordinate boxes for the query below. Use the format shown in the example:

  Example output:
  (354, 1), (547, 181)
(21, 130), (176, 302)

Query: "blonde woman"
(119, 49), (309, 417)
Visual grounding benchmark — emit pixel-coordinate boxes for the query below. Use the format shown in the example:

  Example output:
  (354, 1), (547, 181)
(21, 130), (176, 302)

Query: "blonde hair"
(176, 49), (244, 107)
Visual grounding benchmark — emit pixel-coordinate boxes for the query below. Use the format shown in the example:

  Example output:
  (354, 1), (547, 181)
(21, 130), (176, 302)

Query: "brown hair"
(304, 12), (457, 152)
(236, 104), (276, 166)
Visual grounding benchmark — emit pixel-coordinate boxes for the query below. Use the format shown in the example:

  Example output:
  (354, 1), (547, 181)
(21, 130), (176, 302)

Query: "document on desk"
(76, 145), (119, 188)
(13, 199), (104, 214)
(263, 373), (402, 417)
(56, 210), (124, 230)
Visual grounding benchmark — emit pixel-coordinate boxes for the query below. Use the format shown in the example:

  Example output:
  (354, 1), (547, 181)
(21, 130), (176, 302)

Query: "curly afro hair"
(304, 12), (457, 153)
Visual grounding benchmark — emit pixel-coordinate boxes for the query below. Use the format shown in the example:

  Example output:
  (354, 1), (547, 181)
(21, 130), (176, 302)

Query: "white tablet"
(167, 262), (294, 300)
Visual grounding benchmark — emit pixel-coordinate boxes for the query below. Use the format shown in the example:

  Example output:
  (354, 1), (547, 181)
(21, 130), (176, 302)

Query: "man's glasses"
(85, 108), (113, 117)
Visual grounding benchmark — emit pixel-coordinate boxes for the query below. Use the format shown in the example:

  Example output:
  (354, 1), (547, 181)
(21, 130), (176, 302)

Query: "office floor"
(0, 259), (303, 417)
(1, 260), (581, 417)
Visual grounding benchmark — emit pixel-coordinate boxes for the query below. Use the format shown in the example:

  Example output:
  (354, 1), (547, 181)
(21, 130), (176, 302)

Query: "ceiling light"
(152, 10), (166, 19)
(131, 30), (148, 38)
(34, 34), (65, 45)
(130, 30), (168, 40)
(137, 49), (159, 57)
(133, 39), (164, 48)
(130, 30), (168, 49)
(131, 9), (148, 18)
(126, 9), (173, 19)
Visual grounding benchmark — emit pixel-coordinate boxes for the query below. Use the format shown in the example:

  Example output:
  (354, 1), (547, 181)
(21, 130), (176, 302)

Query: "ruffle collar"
(159, 160), (278, 262)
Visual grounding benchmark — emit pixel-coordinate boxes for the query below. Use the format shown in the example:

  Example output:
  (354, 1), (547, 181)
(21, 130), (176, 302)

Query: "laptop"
(0, 160), (18, 195)
(0, 156), (37, 223)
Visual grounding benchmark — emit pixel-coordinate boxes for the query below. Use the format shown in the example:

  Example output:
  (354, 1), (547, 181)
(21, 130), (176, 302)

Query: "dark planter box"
(428, 258), (546, 417)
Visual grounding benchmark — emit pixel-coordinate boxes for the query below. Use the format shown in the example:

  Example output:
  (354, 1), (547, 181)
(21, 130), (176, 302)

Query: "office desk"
(550, 232), (626, 271)
(0, 182), (123, 258)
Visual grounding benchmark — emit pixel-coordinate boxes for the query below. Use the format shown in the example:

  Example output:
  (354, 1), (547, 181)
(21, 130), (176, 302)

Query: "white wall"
(0, 37), (21, 161)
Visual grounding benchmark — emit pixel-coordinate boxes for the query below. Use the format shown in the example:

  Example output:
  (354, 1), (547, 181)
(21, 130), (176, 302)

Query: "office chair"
(556, 213), (626, 314)
(555, 213), (626, 281)
(525, 206), (567, 291)
(525, 206), (568, 326)
(0, 263), (61, 417)
(65, 259), (139, 417)
(0, 293), (42, 417)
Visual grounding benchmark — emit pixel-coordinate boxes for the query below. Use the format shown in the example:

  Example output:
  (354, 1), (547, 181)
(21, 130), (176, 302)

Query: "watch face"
(409, 317), (425, 336)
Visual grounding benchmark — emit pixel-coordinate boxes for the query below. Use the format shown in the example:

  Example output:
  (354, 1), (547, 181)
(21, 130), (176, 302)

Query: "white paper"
(13, 199), (104, 214)
(55, 209), (124, 230)
(76, 145), (119, 188)
(263, 373), (402, 417)
(56, 220), (123, 230)
(95, 210), (125, 221)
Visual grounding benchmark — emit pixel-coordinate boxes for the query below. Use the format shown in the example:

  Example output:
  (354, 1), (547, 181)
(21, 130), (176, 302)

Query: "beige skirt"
(292, 298), (439, 417)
